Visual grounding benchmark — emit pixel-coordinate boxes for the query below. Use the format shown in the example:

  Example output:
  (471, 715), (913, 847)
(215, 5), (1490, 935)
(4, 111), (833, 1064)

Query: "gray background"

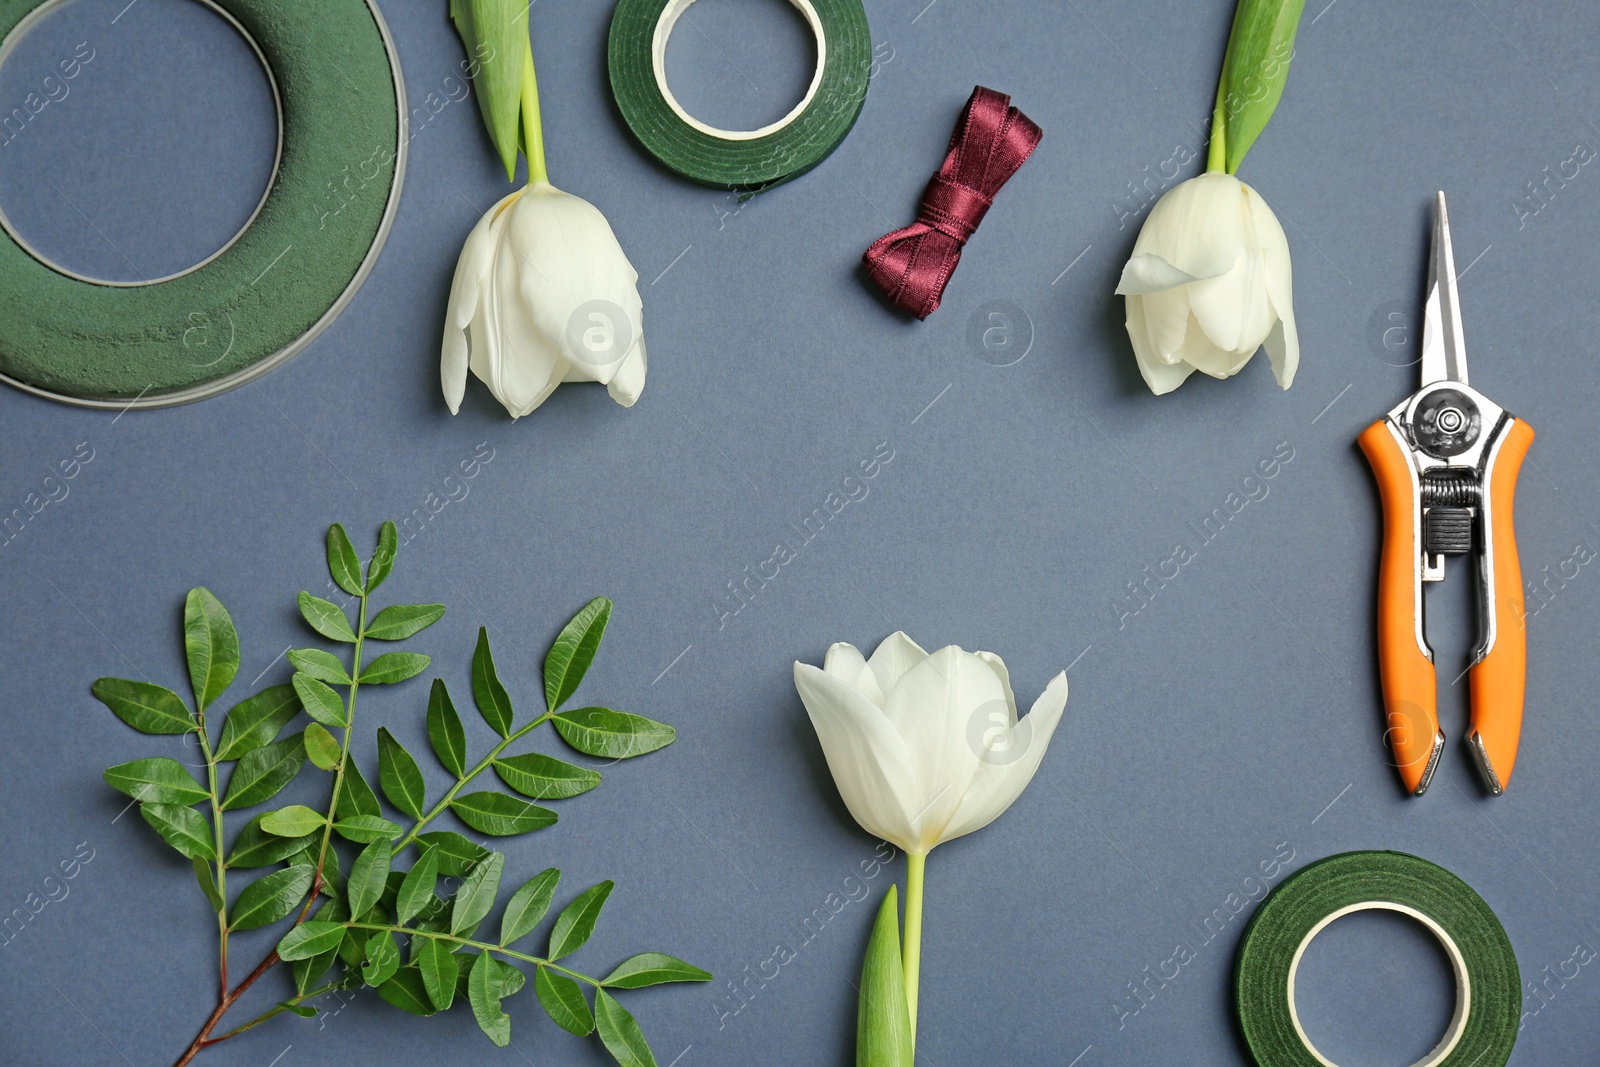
(0, 0), (1596, 1063)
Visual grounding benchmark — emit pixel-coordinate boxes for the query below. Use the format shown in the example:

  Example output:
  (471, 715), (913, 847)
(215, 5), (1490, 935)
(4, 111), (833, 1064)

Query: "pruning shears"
(1357, 192), (1534, 797)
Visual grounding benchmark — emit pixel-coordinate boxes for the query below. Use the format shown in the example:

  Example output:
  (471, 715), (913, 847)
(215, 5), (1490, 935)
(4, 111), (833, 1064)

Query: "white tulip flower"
(1115, 172), (1298, 395)
(794, 631), (1068, 856)
(441, 182), (646, 418)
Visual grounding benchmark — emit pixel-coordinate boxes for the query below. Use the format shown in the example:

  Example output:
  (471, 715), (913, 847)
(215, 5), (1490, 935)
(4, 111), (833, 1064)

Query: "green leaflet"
(414, 935), (457, 1011)
(276, 920), (346, 961)
(856, 886), (913, 1067)
(326, 524), (364, 598)
(293, 901), (346, 994)
(468, 950), (513, 1047)
(193, 859), (224, 913)
(91, 678), (194, 735)
(347, 839), (393, 918)
(426, 679), (468, 778)
(338, 758), (382, 818)
(553, 707), (675, 760)
(228, 814), (315, 868)
(452, 852), (505, 935)
(363, 930), (401, 987)
(472, 628), (514, 736)
(297, 591), (356, 643)
(500, 867), (560, 946)
(595, 989), (657, 1067)
(221, 733), (306, 811)
(304, 723), (342, 771)
(280, 1002), (317, 1019)
(494, 752), (601, 800)
(415, 831), (489, 877)
(376, 728), (427, 818)
(366, 521), (399, 593)
(1215, 0), (1306, 174)
(230, 865), (315, 931)
(450, 0), (530, 180)
(260, 805), (326, 838)
(215, 684), (300, 760)
(365, 604), (446, 641)
(535, 966), (594, 1036)
(184, 587), (240, 712)
(141, 803), (215, 861)
(603, 953), (712, 989)
(544, 598), (611, 711)
(549, 881), (613, 961)
(378, 967), (438, 1016)
(397, 846), (442, 925)
(450, 792), (556, 837)
(293, 673), (348, 729)
(288, 648), (349, 685)
(362, 652), (431, 685)
(103, 757), (208, 806)
(334, 815), (402, 844)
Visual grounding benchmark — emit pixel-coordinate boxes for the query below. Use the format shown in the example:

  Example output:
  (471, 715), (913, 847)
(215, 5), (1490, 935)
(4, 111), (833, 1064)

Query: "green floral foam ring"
(0, 0), (404, 407)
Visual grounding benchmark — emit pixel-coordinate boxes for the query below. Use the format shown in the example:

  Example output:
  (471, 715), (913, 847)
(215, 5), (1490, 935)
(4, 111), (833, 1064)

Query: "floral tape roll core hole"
(0, 0), (403, 407)
(607, 0), (870, 191)
(1234, 851), (1521, 1067)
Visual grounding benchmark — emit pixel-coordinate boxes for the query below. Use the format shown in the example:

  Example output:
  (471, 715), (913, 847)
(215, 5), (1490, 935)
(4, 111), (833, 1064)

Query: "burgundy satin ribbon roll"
(863, 86), (1042, 320)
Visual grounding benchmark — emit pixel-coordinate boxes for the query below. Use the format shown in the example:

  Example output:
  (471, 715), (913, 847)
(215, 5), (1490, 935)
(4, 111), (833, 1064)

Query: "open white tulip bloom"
(441, 181), (646, 418)
(1115, 172), (1298, 395)
(794, 632), (1068, 855)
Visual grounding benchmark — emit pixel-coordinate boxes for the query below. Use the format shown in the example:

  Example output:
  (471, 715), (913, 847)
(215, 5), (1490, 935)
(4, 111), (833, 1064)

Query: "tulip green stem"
(1207, 101), (1227, 174)
(520, 41), (548, 185)
(903, 850), (927, 1048)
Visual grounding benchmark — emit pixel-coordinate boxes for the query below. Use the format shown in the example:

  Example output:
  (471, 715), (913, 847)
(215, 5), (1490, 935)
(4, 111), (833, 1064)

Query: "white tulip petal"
(823, 642), (885, 708)
(1264, 311), (1299, 390)
(794, 663), (923, 850)
(1176, 313), (1255, 380)
(1247, 184), (1298, 390)
(941, 672), (1068, 843)
(1127, 296), (1198, 394)
(1114, 253), (1205, 296)
(1187, 243), (1272, 356)
(1135, 289), (1196, 365)
(482, 236), (566, 418)
(881, 647), (1005, 837)
(1131, 173), (1247, 279)
(440, 190), (519, 415)
(867, 631), (929, 697)
(974, 650), (1017, 725)
(606, 335), (648, 408)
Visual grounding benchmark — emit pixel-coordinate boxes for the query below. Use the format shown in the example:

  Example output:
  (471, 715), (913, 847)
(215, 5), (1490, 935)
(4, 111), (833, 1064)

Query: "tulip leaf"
(856, 886), (913, 1067)
(141, 803), (216, 861)
(450, 792), (556, 837)
(327, 524), (365, 598)
(603, 953), (712, 989)
(221, 733), (306, 810)
(362, 652), (431, 685)
(91, 678), (195, 735)
(293, 673), (348, 729)
(277, 920), (346, 961)
(552, 707), (674, 760)
(261, 805), (327, 838)
(103, 757), (208, 806)
(184, 587), (240, 713)
(472, 628), (514, 737)
(304, 722), (342, 770)
(468, 950), (513, 1046)
(450, 0), (529, 180)
(215, 684), (300, 760)
(452, 852), (505, 935)
(337, 758), (382, 818)
(297, 591), (356, 643)
(397, 845), (442, 925)
(416, 831), (490, 877)
(347, 839), (393, 919)
(366, 521), (399, 593)
(544, 597), (611, 712)
(376, 727), (427, 818)
(228, 813), (316, 867)
(1216, 0), (1306, 174)
(549, 881), (613, 961)
(536, 966), (595, 1036)
(426, 679), (468, 778)
(363, 929), (401, 987)
(230, 864), (315, 931)
(365, 603), (446, 641)
(288, 648), (350, 685)
(494, 752), (601, 800)
(500, 867), (560, 946)
(379, 967), (438, 1015)
(414, 935), (457, 1011)
(595, 989), (657, 1067)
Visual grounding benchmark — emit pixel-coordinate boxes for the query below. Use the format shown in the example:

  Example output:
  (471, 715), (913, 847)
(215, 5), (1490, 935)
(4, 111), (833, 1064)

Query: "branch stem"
(343, 921), (600, 986)
(394, 711), (553, 852)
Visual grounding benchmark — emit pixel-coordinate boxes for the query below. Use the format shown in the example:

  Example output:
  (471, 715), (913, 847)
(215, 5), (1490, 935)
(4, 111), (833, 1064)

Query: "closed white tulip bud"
(441, 181), (647, 418)
(794, 632), (1068, 855)
(1115, 172), (1298, 395)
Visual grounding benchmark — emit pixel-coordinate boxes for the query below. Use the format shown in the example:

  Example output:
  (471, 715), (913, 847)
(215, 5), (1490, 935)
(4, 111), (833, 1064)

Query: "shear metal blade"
(1419, 191), (1468, 387)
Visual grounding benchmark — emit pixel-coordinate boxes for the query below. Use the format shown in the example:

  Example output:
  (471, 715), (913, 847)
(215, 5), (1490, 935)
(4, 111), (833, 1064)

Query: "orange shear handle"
(1359, 419), (1440, 795)
(1468, 418), (1534, 793)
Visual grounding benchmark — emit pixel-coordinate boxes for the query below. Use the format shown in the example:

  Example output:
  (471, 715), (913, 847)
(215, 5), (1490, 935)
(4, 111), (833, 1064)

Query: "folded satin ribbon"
(863, 86), (1042, 320)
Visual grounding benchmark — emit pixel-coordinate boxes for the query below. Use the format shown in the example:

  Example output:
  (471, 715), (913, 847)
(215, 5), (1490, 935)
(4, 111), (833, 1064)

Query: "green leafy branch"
(92, 523), (705, 1067)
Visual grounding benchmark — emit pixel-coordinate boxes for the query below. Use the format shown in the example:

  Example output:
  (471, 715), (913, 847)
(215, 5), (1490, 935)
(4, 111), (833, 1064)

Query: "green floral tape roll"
(606, 0), (870, 191)
(1235, 851), (1520, 1067)
(0, 0), (403, 407)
